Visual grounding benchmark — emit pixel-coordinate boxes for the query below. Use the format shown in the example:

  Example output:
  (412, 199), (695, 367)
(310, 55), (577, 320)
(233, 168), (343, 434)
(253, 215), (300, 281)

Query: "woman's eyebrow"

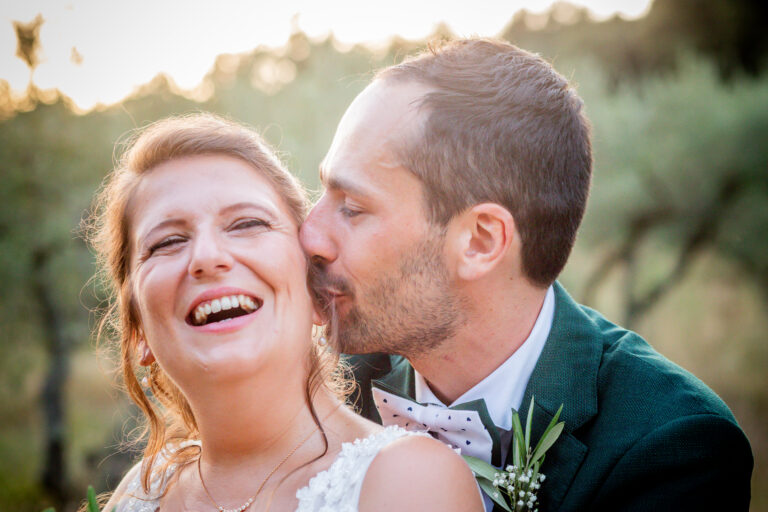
(220, 201), (278, 219)
(138, 218), (187, 245)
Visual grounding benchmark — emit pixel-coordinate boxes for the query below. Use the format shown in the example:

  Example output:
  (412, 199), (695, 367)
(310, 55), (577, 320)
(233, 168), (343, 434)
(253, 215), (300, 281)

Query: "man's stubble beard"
(325, 233), (466, 358)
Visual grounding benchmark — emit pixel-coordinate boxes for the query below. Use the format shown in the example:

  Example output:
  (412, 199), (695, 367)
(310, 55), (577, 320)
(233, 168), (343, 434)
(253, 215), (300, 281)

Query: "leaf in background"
(86, 485), (99, 512)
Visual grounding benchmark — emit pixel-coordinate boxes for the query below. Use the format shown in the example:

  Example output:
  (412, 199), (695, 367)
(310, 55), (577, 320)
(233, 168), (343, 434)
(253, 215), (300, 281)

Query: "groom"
(300, 39), (753, 510)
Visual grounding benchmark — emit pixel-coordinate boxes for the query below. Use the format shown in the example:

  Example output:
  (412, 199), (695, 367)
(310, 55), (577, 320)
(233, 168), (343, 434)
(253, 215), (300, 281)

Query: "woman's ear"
(137, 336), (156, 366)
(451, 203), (516, 281)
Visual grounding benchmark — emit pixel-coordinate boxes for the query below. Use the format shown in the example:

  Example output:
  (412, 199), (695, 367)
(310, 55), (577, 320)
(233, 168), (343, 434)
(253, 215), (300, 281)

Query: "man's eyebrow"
(319, 169), (371, 198)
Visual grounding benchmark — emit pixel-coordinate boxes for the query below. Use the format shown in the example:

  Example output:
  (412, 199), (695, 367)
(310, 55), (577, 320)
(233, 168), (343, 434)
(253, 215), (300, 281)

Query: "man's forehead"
(319, 80), (430, 186)
(319, 139), (407, 195)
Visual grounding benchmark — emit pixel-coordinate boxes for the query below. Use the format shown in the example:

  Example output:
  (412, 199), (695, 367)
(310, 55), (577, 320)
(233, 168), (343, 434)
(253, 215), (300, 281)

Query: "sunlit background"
(1, 0), (652, 110)
(1, 1), (766, 511)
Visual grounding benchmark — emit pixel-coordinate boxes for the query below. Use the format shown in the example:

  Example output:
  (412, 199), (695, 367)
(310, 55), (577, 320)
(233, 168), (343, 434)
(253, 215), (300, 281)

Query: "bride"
(91, 113), (482, 511)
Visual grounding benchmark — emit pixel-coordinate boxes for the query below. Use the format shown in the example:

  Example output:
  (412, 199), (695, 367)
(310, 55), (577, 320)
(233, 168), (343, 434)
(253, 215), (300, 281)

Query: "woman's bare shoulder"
(358, 433), (483, 512)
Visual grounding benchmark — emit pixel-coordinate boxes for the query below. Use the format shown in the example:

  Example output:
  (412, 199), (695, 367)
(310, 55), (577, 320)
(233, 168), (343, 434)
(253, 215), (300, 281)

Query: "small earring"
(318, 336), (328, 347)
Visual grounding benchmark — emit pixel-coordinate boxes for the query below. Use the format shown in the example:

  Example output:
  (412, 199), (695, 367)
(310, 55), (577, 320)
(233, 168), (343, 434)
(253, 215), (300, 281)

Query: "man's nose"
(188, 229), (234, 278)
(300, 198), (338, 266)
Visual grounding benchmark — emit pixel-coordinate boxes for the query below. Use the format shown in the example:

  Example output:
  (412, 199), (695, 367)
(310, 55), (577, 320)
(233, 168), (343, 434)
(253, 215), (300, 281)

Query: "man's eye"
(339, 205), (362, 218)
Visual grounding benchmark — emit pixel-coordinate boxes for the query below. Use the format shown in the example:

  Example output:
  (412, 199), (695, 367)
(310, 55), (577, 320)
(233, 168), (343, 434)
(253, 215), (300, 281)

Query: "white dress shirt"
(414, 286), (555, 510)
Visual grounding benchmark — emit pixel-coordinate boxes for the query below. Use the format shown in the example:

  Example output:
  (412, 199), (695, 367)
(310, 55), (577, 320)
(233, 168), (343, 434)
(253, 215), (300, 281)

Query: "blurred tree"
(0, 100), (109, 507)
(497, 3), (768, 326)
(575, 57), (768, 327)
(9, 14), (69, 505)
(645, 0), (768, 79)
(13, 14), (43, 94)
(502, 0), (768, 87)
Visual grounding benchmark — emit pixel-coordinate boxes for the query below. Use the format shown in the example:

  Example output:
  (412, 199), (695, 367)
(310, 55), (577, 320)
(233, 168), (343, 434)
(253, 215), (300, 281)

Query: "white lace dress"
(113, 426), (423, 512)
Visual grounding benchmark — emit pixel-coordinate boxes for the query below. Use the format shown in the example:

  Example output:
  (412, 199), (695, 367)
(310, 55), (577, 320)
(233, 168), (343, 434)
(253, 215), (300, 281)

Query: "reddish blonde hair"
(88, 113), (337, 493)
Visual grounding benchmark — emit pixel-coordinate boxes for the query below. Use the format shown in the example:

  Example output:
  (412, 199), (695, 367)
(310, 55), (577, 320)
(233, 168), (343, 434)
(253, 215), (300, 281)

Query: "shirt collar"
(415, 285), (555, 431)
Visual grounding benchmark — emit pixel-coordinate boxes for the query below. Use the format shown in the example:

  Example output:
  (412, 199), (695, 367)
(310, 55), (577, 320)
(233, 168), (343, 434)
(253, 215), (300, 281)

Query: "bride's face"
(128, 154), (314, 388)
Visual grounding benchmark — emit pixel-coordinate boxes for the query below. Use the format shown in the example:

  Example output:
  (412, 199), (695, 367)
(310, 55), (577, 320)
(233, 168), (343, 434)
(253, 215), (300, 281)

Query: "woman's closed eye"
(147, 235), (187, 256)
(229, 217), (272, 231)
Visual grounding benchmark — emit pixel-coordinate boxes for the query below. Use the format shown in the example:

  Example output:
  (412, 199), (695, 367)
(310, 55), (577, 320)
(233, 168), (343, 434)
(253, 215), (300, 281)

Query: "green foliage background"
(1, 5), (766, 511)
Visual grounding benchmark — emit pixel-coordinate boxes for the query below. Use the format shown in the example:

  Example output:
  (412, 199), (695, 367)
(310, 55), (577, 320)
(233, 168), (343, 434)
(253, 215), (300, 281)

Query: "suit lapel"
(495, 282), (601, 511)
(372, 355), (416, 400)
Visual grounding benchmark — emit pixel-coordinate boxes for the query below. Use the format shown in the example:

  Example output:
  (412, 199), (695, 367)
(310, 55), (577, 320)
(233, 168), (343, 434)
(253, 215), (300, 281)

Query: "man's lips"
(322, 289), (353, 313)
(306, 263), (353, 316)
(317, 287), (348, 303)
(325, 288), (345, 298)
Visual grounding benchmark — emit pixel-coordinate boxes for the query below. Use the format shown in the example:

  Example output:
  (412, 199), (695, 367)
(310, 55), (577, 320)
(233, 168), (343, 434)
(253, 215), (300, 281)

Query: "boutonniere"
(463, 397), (564, 512)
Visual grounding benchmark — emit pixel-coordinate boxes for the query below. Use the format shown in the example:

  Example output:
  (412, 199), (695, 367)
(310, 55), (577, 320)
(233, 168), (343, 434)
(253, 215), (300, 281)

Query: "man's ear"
(137, 336), (156, 366)
(449, 203), (516, 281)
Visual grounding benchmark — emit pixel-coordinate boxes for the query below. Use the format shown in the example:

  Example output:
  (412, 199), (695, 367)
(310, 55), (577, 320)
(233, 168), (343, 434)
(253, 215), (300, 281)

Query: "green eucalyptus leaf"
(41, 508), (55, 512)
(531, 421), (565, 462)
(552, 403), (564, 424)
(531, 458), (542, 486)
(478, 478), (513, 512)
(524, 396), (534, 449)
(531, 404), (564, 459)
(512, 412), (526, 466)
(463, 455), (499, 482)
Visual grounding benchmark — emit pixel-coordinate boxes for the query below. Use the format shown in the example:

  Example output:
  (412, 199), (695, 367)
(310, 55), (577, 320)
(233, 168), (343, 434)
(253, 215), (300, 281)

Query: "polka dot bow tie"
(372, 385), (502, 466)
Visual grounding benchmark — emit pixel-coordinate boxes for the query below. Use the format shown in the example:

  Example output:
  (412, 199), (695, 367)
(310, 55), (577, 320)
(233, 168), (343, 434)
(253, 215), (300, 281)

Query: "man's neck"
(409, 284), (549, 404)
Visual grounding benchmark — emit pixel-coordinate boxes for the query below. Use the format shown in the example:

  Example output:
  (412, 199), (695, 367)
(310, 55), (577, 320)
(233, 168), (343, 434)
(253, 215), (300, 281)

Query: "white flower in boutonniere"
(463, 397), (564, 512)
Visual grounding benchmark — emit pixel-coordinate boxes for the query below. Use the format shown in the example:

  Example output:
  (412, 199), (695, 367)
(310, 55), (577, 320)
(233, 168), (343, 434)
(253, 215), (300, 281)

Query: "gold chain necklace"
(197, 426), (319, 512)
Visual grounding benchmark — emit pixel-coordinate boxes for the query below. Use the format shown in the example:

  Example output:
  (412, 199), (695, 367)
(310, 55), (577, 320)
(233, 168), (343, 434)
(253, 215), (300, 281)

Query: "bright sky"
(1, 0), (652, 111)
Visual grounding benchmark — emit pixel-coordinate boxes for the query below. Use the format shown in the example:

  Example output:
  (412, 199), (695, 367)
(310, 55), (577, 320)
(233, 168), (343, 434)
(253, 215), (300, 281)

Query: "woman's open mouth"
(187, 294), (263, 327)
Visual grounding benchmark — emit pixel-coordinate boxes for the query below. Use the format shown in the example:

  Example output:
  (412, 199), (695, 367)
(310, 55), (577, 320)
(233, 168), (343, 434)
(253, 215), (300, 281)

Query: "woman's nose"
(187, 230), (234, 278)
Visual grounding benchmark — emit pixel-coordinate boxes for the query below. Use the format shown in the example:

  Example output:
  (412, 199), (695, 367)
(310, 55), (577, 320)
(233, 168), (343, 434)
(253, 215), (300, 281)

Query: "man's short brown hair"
(378, 39), (592, 286)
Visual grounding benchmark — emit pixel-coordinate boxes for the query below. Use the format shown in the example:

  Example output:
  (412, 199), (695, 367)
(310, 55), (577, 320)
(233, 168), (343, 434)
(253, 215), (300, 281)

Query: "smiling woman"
(85, 113), (482, 512)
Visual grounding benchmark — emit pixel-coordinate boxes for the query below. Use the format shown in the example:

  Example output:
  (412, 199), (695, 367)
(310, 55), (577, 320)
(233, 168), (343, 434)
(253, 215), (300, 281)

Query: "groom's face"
(300, 80), (463, 356)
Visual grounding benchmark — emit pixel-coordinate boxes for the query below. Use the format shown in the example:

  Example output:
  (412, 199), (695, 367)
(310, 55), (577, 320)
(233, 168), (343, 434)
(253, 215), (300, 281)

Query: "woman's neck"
(185, 370), (330, 467)
(167, 380), (345, 511)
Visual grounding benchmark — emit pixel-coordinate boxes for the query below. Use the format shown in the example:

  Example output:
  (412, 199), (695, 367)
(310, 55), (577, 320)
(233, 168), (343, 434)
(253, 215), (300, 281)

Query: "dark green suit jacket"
(346, 283), (753, 510)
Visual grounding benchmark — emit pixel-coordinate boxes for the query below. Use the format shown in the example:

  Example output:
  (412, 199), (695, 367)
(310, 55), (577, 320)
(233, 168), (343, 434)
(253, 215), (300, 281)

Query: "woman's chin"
(171, 346), (299, 389)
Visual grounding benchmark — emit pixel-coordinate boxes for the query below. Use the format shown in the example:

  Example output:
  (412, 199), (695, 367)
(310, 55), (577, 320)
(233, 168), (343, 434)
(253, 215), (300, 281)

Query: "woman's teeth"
(192, 294), (259, 326)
